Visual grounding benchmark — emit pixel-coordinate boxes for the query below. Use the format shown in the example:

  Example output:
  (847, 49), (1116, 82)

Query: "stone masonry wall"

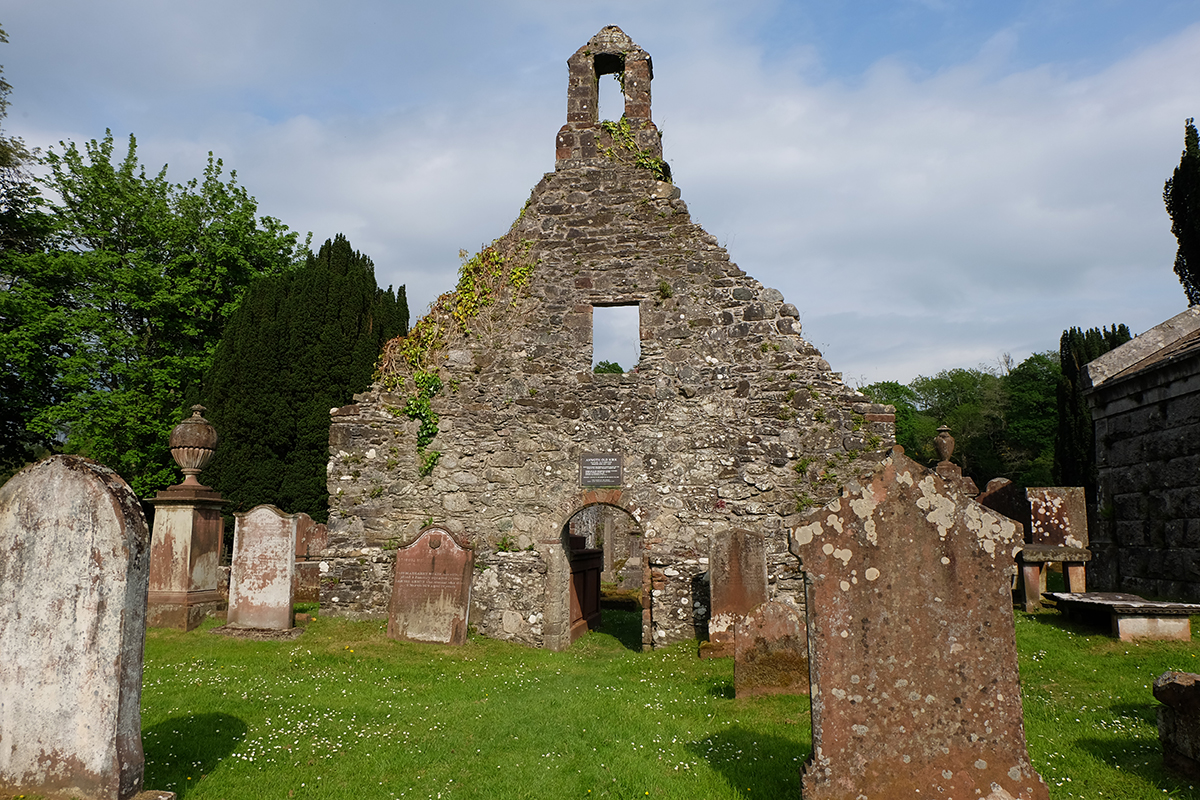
(320, 27), (895, 649)
(1088, 352), (1200, 601)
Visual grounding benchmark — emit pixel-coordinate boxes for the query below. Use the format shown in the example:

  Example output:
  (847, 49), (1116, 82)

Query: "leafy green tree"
(594, 360), (623, 374)
(3, 131), (304, 494)
(864, 353), (1060, 489)
(203, 234), (408, 521)
(1165, 118), (1200, 305)
(859, 380), (937, 462)
(0, 27), (64, 479)
(1002, 351), (1060, 486)
(908, 367), (1006, 480)
(1055, 324), (1132, 493)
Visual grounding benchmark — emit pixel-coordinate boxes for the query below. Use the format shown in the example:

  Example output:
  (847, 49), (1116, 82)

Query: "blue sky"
(5, 1), (1200, 383)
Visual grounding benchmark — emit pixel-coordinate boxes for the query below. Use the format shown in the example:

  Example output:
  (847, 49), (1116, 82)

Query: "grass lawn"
(138, 608), (1200, 800)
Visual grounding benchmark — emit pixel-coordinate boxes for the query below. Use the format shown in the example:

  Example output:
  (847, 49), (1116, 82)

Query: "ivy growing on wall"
(376, 233), (537, 477)
(599, 118), (670, 182)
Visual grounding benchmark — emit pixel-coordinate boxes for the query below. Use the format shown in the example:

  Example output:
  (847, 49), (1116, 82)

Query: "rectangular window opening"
(598, 72), (624, 122)
(592, 304), (640, 374)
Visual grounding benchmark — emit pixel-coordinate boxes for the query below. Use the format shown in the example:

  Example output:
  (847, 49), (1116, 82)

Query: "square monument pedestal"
(147, 484), (225, 630)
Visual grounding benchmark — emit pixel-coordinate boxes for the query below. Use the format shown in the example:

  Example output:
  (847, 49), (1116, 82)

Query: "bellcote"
(555, 26), (664, 170)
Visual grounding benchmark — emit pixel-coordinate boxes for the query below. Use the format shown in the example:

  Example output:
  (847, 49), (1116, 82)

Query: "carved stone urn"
(934, 425), (955, 463)
(169, 405), (219, 486)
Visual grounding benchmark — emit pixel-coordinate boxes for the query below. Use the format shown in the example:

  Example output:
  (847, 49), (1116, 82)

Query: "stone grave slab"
(1020, 487), (1091, 605)
(1026, 487), (1088, 548)
(0, 456), (150, 800)
(388, 527), (474, 645)
(733, 601), (809, 698)
(703, 529), (767, 658)
(227, 505), (298, 630)
(790, 448), (1048, 800)
(1047, 592), (1200, 641)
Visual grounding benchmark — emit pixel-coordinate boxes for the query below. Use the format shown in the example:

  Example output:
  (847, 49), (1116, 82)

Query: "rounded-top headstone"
(0, 455), (150, 800)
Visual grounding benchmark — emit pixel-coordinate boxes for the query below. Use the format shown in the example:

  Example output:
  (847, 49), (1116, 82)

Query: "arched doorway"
(561, 503), (647, 649)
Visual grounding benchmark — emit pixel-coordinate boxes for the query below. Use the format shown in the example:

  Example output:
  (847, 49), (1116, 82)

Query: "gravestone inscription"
(790, 448), (1049, 800)
(388, 527), (474, 645)
(0, 456), (150, 800)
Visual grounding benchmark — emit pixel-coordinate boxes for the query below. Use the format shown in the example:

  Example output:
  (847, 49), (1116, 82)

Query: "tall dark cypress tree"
(1055, 323), (1132, 494)
(1165, 118), (1200, 305)
(204, 234), (408, 521)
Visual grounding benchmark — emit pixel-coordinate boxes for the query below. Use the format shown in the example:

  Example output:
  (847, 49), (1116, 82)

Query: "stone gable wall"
(320, 27), (894, 649)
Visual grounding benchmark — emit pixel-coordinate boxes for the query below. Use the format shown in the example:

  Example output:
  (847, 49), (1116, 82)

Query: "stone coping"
(1020, 545), (1092, 563)
(1046, 592), (1200, 616)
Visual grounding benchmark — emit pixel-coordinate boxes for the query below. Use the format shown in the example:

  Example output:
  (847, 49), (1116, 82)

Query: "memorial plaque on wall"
(580, 453), (622, 487)
(387, 527), (474, 645)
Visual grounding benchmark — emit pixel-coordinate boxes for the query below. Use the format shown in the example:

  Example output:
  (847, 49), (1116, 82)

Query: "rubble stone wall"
(320, 26), (894, 649)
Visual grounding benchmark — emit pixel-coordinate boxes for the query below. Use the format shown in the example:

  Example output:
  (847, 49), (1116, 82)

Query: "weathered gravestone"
(0, 456), (150, 800)
(701, 529), (767, 658)
(790, 448), (1049, 800)
(1154, 671), (1200, 780)
(734, 601), (809, 698)
(388, 527), (474, 645)
(293, 513), (328, 604)
(227, 505), (298, 630)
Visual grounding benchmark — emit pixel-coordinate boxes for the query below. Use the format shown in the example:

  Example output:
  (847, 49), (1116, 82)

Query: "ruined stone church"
(319, 26), (895, 650)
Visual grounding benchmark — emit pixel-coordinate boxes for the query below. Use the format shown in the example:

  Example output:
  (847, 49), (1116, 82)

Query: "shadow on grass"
(686, 724), (806, 797)
(1076, 732), (1199, 795)
(594, 608), (644, 652)
(143, 712), (247, 798)
(1020, 606), (1115, 638)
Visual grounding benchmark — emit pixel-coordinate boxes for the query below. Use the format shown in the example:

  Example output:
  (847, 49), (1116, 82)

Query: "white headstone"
(0, 456), (150, 800)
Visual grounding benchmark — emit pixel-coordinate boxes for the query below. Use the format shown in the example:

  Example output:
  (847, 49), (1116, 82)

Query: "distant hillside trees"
(1165, 118), (1200, 305)
(1056, 324), (1132, 497)
(861, 351), (1060, 490)
(862, 328), (1132, 495)
(203, 234), (408, 522)
(1, 130), (304, 492)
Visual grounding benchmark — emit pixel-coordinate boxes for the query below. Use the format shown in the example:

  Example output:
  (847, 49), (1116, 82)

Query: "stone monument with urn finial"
(146, 405), (226, 630)
(933, 424), (979, 497)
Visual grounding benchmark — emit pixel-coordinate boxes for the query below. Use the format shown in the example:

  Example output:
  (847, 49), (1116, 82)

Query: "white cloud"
(5, 3), (1200, 384)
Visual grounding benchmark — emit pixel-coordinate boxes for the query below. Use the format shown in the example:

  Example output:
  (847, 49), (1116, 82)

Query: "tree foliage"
(1165, 118), (1200, 305)
(594, 360), (623, 374)
(861, 353), (1061, 490)
(0, 27), (59, 478)
(202, 234), (408, 521)
(1055, 324), (1132, 495)
(2, 131), (305, 493)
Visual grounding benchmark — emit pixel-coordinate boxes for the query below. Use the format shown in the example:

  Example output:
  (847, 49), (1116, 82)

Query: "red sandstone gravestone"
(388, 527), (474, 645)
(790, 448), (1048, 800)
(146, 405), (225, 630)
(227, 505), (298, 630)
(703, 528), (767, 658)
(734, 601), (809, 698)
(0, 456), (150, 800)
(292, 513), (327, 603)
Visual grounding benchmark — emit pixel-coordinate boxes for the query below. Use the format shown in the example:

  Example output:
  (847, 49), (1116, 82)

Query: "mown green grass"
(138, 609), (1200, 800)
